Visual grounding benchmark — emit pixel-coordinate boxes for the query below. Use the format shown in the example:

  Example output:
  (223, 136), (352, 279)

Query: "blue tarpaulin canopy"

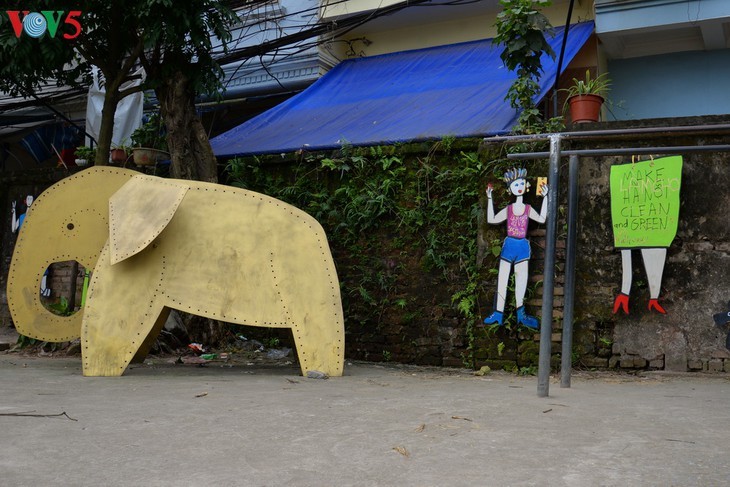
(211, 22), (594, 157)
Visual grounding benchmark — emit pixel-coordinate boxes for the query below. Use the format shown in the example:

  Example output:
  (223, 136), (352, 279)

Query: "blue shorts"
(500, 236), (531, 264)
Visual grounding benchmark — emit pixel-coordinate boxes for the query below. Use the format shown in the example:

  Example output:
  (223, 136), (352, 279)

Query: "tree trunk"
(93, 85), (120, 166)
(155, 70), (218, 183)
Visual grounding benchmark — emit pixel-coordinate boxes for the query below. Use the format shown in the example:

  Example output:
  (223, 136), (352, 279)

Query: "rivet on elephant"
(7, 167), (345, 377)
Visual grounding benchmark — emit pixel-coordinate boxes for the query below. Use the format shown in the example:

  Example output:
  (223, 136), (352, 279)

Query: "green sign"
(610, 156), (682, 248)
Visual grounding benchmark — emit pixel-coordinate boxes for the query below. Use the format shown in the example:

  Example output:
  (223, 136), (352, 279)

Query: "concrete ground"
(1, 329), (729, 486)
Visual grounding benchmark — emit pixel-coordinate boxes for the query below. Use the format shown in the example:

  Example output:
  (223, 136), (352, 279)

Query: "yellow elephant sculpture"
(7, 167), (345, 377)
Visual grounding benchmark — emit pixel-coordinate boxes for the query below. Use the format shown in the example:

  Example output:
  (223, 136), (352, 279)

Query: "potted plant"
(110, 143), (131, 164)
(562, 70), (611, 123)
(74, 146), (96, 166)
(130, 113), (169, 166)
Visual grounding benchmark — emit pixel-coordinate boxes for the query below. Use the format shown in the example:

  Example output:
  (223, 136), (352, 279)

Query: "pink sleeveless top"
(506, 204), (530, 238)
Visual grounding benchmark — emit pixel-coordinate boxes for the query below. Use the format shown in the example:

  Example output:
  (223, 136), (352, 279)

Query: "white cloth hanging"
(85, 66), (145, 150)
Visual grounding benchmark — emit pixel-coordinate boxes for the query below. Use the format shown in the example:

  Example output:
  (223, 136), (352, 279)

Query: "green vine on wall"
(226, 140), (543, 369)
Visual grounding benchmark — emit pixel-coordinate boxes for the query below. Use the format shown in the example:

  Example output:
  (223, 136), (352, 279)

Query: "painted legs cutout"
(613, 249), (667, 315)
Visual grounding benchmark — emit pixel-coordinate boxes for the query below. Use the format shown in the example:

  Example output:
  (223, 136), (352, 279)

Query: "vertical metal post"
(538, 134), (561, 397)
(561, 154), (579, 388)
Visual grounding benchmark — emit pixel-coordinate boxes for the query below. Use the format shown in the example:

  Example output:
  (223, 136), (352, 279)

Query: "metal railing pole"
(485, 123), (730, 145)
(538, 134), (561, 397)
(506, 144), (730, 159)
(561, 154), (580, 388)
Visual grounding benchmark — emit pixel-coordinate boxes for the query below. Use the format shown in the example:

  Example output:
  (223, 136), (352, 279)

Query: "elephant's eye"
(67, 223), (75, 230)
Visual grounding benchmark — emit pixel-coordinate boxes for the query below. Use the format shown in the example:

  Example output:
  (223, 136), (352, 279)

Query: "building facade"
(595, 0), (730, 119)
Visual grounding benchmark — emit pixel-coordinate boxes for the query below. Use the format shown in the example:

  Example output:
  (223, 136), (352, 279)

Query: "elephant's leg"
(82, 295), (167, 376)
(267, 237), (345, 376)
(131, 307), (172, 364)
(290, 309), (345, 377)
(267, 236), (345, 377)
(81, 243), (167, 376)
(283, 269), (345, 377)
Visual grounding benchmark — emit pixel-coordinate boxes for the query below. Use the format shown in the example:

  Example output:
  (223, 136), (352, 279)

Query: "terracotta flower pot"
(568, 94), (604, 123)
(110, 148), (127, 163)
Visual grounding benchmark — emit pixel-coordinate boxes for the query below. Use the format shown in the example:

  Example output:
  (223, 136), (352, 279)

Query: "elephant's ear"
(108, 175), (188, 265)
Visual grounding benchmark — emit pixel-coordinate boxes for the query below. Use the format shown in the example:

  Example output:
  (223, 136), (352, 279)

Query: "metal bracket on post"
(537, 134), (561, 398)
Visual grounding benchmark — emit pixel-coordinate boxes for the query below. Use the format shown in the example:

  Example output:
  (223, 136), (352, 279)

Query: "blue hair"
(502, 167), (528, 185)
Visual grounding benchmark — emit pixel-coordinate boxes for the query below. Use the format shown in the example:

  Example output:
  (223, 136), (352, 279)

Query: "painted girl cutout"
(482, 168), (548, 330)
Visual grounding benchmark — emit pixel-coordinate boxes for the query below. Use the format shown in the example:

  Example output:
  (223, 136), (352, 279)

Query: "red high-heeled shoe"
(613, 293), (629, 314)
(648, 299), (666, 314)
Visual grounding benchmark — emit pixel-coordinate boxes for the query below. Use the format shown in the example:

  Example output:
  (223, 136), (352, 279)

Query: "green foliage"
(494, 0), (555, 132)
(562, 70), (611, 99)
(130, 113), (167, 150)
(571, 348), (581, 366)
(518, 365), (537, 376)
(47, 297), (73, 316)
(452, 280), (480, 369)
(226, 141), (549, 370)
(16, 334), (37, 348)
(440, 135), (456, 154)
(137, 0), (237, 96)
(75, 146), (96, 161)
(228, 142), (498, 360)
(495, 0), (554, 74)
